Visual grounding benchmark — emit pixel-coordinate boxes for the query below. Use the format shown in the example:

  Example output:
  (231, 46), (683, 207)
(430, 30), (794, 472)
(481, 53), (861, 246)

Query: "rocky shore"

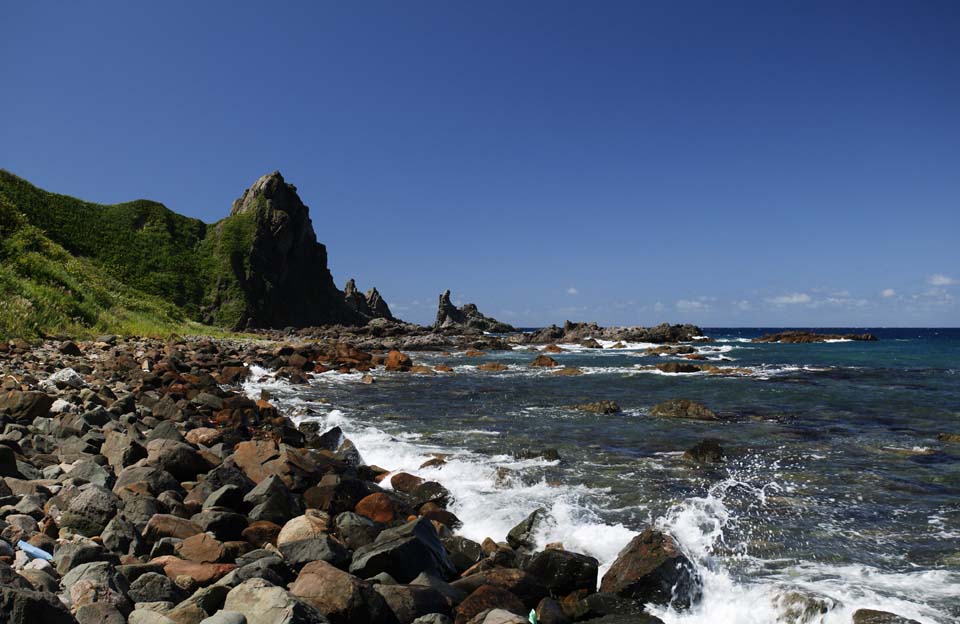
(0, 335), (708, 624)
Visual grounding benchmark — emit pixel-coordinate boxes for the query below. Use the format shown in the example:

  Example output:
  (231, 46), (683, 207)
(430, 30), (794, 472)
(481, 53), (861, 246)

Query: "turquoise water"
(246, 328), (960, 623)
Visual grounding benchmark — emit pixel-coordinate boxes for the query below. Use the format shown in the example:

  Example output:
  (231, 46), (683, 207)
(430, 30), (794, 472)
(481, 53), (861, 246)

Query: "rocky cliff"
(200, 172), (363, 329)
(343, 279), (396, 322)
(433, 290), (516, 333)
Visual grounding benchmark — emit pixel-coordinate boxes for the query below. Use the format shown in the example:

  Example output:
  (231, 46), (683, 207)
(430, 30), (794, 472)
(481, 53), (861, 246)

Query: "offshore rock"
(434, 290), (516, 334)
(753, 331), (878, 343)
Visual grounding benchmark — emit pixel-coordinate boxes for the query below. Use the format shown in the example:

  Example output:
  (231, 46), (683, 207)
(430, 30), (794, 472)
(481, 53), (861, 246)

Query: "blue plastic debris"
(17, 540), (53, 561)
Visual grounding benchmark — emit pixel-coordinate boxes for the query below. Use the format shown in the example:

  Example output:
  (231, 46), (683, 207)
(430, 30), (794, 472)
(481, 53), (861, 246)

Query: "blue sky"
(3, 1), (958, 326)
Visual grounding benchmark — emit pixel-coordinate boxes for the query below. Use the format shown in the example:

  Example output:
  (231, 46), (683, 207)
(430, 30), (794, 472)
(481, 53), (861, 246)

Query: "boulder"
(232, 440), (320, 491)
(176, 533), (228, 563)
(289, 560), (397, 624)
(648, 400), (717, 421)
(375, 584), (451, 623)
(150, 556), (236, 585)
(385, 351), (413, 372)
(683, 439), (724, 463)
(455, 586), (525, 624)
(146, 439), (211, 481)
(143, 514), (203, 541)
(223, 578), (330, 624)
(278, 511), (332, 546)
(523, 548), (598, 597)
(59, 484), (120, 537)
(506, 508), (546, 551)
(350, 518), (456, 583)
(599, 528), (700, 608)
(356, 492), (401, 523)
(654, 362), (701, 374)
(851, 610), (921, 624)
(279, 535), (351, 569)
(0, 586), (77, 624)
(571, 401), (620, 414)
(128, 571), (187, 604)
(0, 391), (53, 422)
(530, 355), (558, 368)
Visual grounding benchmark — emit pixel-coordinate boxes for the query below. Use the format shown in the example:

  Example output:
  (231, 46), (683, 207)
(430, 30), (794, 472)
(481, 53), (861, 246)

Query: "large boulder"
(375, 584), (451, 623)
(523, 549), (598, 597)
(289, 560), (398, 624)
(59, 484), (120, 537)
(0, 390), (53, 422)
(350, 518), (456, 583)
(599, 528), (700, 608)
(223, 578), (330, 624)
(852, 610), (921, 624)
(232, 440), (320, 491)
(455, 586), (525, 624)
(0, 586), (76, 623)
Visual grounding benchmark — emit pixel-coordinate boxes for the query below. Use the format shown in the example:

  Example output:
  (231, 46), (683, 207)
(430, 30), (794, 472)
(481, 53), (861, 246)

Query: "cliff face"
(201, 172), (362, 329)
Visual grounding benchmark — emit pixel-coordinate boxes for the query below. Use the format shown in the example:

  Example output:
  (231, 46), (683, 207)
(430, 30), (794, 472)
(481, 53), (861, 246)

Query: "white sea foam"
(243, 366), (956, 624)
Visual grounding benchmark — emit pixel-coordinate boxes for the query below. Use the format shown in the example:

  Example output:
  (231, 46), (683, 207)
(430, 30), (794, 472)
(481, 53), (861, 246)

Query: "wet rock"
(530, 355), (558, 368)
(648, 400), (717, 421)
(570, 401), (620, 414)
(506, 508), (546, 551)
(356, 492), (401, 523)
(304, 475), (371, 515)
(441, 535), (483, 574)
(683, 439), (724, 463)
(851, 610), (921, 624)
(523, 548), (598, 597)
(451, 568), (547, 610)
(476, 363), (508, 372)
(654, 362), (701, 374)
(754, 331), (877, 343)
(599, 528), (700, 608)
(385, 351), (414, 372)
(350, 517), (456, 583)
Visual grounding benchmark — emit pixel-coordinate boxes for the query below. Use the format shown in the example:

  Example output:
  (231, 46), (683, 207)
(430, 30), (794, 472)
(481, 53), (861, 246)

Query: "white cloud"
(653, 301), (665, 312)
(881, 288), (896, 298)
(928, 274), (957, 286)
(676, 299), (708, 311)
(733, 300), (752, 311)
(566, 287), (579, 295)
(767, 293), (811, 305)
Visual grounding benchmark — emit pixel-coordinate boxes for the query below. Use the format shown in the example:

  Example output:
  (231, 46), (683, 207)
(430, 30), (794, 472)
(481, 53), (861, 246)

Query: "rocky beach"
(0, 323), (957, 624)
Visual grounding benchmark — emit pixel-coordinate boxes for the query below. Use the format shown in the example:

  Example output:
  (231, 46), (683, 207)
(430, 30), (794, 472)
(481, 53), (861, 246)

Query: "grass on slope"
(0, 170), (208, 314)
(0, 194), (217, 340)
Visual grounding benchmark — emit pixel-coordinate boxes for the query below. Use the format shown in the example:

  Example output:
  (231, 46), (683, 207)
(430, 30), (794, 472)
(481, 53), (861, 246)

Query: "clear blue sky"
(3, 1), (958, 327)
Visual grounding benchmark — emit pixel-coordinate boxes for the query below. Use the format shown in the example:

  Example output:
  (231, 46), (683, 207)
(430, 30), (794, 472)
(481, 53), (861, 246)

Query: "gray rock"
(0, 585), (76, 623)
(223, 578), (331, 624)
(59, 484), (120, 536)
(201, 612), (248, 624)
(279, 535), (351, 569)
(506, 508), (546, 551)
(350, 517), (456, 583)
(128, 571), (187, 604)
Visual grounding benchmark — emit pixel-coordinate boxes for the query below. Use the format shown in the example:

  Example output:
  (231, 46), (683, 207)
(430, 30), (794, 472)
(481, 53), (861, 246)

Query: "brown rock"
(150, 555), (236, 585)
(277, 510), (332, 546)
(385, 350), (413, 372)
(599, 528), (700, 608)
(456, 585), (526, 624)
(553, 367), (583, 376)
(232, 439), (320, 490)
(219, 366), (251, 384)
(289, 560), (394, 623)
(648, 400), (717, 421)
(242, 520), (282, 547)
(464, 350), (486, 357)
(391, 472), (424, 493)
(543, 345), (564, 353)
(477, 363), (508, 372)
(434, 365), (454, 373)
(185, 427), (222, 447)
(530, 355), (558, 368)
(411, 365), (436, 375)
(355, 492), (399, 523)
(143, 514), (202, 541)
(655, 362), (702, 374)
(175, 532), (228, 563)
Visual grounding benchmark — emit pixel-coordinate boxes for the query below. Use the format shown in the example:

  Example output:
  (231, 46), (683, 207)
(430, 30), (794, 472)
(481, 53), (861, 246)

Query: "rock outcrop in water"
(344, 279), (396, 322)
(517, 321), (704, 345)
(203, 171), (363, 329)
(753, 331), (878, 343)
(434, 290), (516, 334)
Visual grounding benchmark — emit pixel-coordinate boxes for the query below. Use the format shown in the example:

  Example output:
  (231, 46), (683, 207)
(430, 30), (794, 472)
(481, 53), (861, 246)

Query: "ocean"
(243, 328), (960, 623)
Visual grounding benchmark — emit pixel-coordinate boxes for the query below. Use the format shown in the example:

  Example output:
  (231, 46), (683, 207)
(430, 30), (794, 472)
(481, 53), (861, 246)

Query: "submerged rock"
(851, 609), (921, 624)
(649, 400), (717, 420)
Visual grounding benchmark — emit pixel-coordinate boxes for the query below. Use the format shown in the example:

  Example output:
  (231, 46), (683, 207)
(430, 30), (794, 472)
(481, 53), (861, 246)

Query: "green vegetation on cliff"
(0, 194), (192, 339)
(196, 210), (258, 329)
(0, 170), (208, 313)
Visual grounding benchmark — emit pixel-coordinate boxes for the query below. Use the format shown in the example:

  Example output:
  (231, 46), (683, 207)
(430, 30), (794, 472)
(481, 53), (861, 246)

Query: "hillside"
(0, 169), (389, 338)
(0, 193), (195, 338)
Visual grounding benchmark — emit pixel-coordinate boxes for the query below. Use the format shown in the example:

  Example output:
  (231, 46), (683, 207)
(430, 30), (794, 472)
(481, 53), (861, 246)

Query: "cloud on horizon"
(928, 274), (957, 286)
(767, 293), (812, 305)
